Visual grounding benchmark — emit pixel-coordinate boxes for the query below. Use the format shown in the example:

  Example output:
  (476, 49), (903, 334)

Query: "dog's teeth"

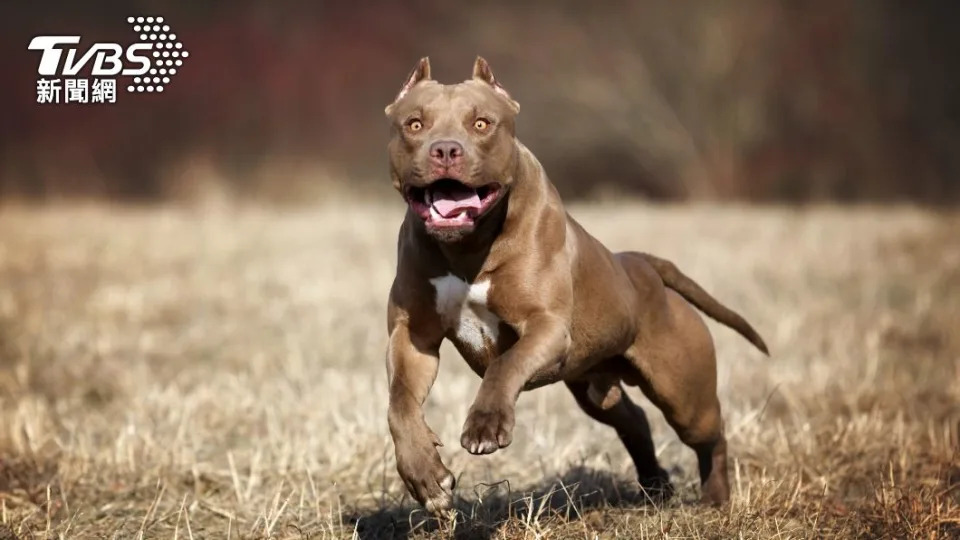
(429, 206), (441, 220)
(425, 190), (432, 205)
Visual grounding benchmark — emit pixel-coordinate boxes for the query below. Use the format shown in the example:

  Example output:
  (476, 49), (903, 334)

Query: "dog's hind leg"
(615, 253), (732, 505)
(620, 305), (731, 506)
(566, 377), (673, 499)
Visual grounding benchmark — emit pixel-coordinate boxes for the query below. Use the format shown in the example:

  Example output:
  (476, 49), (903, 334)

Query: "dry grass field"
(0, 201), (957, 539)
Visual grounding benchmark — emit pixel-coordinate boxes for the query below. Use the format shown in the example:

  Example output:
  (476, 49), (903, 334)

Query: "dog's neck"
(427, 185), (510, 282)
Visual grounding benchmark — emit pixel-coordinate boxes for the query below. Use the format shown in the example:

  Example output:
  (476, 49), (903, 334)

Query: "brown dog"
(384, 56), (768, 513)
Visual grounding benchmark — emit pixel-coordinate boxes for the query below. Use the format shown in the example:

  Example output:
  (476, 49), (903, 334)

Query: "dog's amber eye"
(408, 119), (423, 132)
(474, 118), (490, 131)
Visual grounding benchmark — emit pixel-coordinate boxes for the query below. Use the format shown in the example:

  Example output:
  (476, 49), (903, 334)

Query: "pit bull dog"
(384, 56), (769, 513)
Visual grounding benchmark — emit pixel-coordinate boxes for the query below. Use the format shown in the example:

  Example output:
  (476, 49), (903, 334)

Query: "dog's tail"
(639, 253), (769, 355)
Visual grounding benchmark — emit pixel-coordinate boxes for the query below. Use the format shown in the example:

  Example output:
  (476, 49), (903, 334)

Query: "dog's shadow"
(345, 466), (676, 539)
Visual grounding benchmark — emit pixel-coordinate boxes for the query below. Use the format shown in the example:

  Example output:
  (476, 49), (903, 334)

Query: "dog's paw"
(424, 473), (456, 514)
(460, 405), (515, 455)
(637, 469), (674, 504)
(397, 449), (456, 513)
(700, 476), (730, 507)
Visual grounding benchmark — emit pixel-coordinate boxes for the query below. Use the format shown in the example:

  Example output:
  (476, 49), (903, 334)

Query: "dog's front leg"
(460, 312), (570, 454)
(386, 323), (455, 512)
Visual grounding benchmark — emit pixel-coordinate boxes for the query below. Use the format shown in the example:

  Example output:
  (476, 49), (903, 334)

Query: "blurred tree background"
(1, 0), (958, 204)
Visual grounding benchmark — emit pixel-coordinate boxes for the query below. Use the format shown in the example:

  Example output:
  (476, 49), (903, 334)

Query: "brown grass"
(0, 201), (957, 539)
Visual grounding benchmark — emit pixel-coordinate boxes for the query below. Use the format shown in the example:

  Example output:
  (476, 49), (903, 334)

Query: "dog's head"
(385, 56), (521, 243)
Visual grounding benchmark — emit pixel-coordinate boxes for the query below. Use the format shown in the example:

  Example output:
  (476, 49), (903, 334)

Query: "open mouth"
(404, 179), (503, 228)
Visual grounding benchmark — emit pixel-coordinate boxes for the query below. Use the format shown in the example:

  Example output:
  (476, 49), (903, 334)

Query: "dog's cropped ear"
(385, 57), (431, 116)
(472, 56), (519, 113)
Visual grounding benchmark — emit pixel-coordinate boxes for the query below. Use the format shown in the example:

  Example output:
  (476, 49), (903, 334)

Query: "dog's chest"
(429, 274), (501, 352)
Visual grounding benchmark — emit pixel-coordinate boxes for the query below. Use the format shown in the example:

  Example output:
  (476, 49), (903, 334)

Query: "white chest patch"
(429, 274), (501, 351)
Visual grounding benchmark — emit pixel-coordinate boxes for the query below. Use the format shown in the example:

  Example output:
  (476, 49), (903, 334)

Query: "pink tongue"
(431, 187), (481, 218)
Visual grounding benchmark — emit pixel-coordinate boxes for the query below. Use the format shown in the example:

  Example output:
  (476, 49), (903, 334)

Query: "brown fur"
(383, 56), (768, 513)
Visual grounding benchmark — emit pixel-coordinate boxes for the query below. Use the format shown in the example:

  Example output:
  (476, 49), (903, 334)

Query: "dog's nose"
(429, 140), (464, 166)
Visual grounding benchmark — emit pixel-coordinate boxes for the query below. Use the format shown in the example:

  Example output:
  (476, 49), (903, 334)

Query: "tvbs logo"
(28, 16), (189, 105)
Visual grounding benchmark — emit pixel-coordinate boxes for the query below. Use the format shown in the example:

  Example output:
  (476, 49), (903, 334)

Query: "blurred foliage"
(1, 0), (958, 203)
